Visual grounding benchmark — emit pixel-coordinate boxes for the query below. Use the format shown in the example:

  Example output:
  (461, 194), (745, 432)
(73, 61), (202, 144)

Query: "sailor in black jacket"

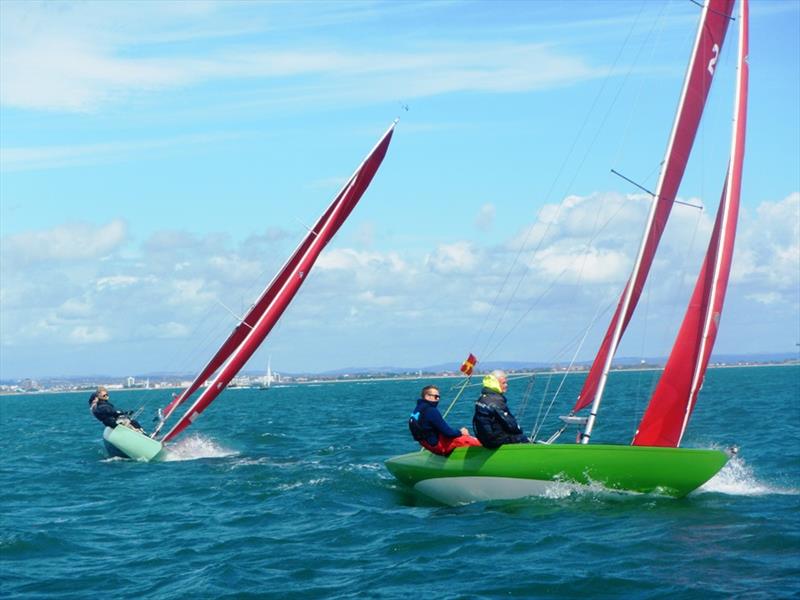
(89, 386), (144, 432)
(472, 370), (529, 449)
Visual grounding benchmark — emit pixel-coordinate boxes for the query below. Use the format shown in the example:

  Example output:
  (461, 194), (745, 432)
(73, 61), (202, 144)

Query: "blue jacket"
(410, 399), (462, 446)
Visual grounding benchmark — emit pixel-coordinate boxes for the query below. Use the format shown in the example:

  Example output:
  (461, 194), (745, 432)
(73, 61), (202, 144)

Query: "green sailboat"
(387, 0), (748, 503)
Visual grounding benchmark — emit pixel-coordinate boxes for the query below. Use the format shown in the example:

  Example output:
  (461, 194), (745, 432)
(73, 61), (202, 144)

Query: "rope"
(441, 375), (473, 420)
(468, 3), (649, 363)
(530, 300), (609, 440)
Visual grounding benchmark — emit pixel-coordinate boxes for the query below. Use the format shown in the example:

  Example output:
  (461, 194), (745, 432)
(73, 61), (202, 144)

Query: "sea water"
(1, 365), (798, 599)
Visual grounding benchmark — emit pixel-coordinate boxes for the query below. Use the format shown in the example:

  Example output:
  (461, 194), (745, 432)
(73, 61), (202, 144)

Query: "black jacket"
(91, 398), (124, 428)
(472, 388), (527, 449)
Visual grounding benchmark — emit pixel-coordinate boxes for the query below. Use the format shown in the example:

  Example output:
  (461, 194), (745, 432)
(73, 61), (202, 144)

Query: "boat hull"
(102, 426), (164, 462)
(385, 444), (729, 504)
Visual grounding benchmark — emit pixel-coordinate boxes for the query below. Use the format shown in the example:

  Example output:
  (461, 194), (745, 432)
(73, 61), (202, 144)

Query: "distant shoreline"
(2, 361), (797, 397)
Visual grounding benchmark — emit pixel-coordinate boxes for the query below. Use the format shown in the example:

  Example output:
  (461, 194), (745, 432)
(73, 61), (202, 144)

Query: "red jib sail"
(158, 122), (396, 442)
(634, 0), (748, 447)
(573, 0), (736, 420)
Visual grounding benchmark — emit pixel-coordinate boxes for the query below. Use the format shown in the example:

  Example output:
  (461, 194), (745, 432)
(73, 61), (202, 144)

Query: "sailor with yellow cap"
(472, 370), (529, 448)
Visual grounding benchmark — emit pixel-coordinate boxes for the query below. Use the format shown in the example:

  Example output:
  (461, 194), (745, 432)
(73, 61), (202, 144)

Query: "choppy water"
(1, 366), (798, 599)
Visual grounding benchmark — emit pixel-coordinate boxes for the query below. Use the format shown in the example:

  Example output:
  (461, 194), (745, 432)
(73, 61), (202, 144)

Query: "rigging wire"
(610, 0), (671, 173)
(530, 300), (611, 440)
(441, 376), (473, 420)
(483, 189), (633, 362)
(479, 11), (667, 366)
(141, 230), (293, 420)
(467, 2), (650, 362)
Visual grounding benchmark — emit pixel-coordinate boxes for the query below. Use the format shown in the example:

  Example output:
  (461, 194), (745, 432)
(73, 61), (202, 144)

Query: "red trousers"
(421, 433), (482, 456)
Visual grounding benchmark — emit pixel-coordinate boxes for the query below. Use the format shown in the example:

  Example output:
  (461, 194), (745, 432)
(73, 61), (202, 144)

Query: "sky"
(1, 0), (798, 380)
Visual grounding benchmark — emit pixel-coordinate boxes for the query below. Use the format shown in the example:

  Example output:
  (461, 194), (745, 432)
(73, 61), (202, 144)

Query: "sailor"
(89, 386), (145, 433)
(409, 385), (481, 456)
(472, 370), (529, 448)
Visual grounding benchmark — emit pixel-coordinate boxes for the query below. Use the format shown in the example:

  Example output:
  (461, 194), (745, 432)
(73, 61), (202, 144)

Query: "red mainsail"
(158, 122), (396, 442)
(634, 0), (748, 447)
(573, 0), (736, 424)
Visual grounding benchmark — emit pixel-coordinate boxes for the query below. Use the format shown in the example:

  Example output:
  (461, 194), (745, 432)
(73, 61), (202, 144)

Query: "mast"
(158, 121), (396, 442)
(634, 0), (747, 447)
(574, 0), (735, 443)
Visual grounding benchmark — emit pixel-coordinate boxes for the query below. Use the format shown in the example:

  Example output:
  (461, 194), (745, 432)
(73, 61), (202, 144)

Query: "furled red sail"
(159, 122), (396, 442)
(573, 0), (735, 420)
(634, 0), (748, 447)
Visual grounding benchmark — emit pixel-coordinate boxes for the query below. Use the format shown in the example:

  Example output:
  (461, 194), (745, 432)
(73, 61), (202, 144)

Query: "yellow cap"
(482, 374), (502, 393)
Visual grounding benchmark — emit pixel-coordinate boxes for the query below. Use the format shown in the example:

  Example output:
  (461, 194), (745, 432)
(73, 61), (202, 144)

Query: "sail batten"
(158, 122), (396, 442)
(573, 0), (736, 441)
(634, 0), (748, 447)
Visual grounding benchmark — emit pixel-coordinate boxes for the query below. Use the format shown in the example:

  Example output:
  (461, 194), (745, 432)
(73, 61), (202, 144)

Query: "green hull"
(385, 444), (729, 504)
(103, 426), (164, 462)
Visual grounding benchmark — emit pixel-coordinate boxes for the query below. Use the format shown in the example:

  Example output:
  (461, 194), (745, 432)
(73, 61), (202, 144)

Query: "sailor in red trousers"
(408, 385), (481, 456)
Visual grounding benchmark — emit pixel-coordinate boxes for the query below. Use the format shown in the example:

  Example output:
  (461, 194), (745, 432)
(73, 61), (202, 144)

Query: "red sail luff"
(160, 123), (395, 442)
(158, 153), (360, 427)
(572, 0), (735, 415)
(634, 0), (747, 447)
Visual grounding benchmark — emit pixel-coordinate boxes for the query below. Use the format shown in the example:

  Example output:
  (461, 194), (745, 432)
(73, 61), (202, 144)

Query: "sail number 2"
(707, 44), (720, 75)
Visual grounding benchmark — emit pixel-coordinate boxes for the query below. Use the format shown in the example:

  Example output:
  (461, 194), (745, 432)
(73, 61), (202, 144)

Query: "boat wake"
(162, 434), (237, 462)
(698, 455), (799, 496)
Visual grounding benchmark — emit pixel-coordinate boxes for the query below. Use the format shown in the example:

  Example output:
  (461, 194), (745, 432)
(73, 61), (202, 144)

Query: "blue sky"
(1, 0), (798, 379)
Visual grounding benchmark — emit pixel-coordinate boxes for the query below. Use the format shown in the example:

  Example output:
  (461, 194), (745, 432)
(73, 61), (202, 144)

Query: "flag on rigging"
(460, 353), (478, 376)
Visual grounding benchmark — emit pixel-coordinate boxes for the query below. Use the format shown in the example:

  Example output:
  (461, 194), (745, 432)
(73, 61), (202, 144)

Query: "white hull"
(414, 476), (578, 505)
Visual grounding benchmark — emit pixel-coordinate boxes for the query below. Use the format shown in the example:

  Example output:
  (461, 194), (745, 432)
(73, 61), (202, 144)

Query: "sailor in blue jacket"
(472, 370), (529, 448)
(409, 385), (481, 455)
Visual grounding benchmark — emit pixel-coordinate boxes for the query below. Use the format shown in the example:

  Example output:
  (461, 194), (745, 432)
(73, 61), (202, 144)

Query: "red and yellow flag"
(460, 353), (478, 376)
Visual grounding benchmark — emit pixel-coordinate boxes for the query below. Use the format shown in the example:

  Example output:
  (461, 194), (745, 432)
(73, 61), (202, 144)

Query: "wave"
(162, 434), (238, 462)
(699, 455), (799, 496)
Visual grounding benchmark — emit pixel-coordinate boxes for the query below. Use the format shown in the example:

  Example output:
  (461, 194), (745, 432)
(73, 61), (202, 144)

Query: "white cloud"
(0, 3), (606, 113)
(733, 193), (799, 295)
(96, 275), (141, 290)
(69, 325), (112, 344)
(426, 241), (478, 274)
(208, 254), (263, 283)
(0, 192), (796, 376)
(535, 245), (631, 284)
(470, 300), (492, 315)
(139, 321), (191, 339)
(167, 278), (216, 308)
(57, 298), (94, 320)
(2, 220), (127, 263)
(317, 248), (408, 273)
(0, 133), (239, 172)
(746, 292), (782, 306)
(357, 290), (396, 307)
